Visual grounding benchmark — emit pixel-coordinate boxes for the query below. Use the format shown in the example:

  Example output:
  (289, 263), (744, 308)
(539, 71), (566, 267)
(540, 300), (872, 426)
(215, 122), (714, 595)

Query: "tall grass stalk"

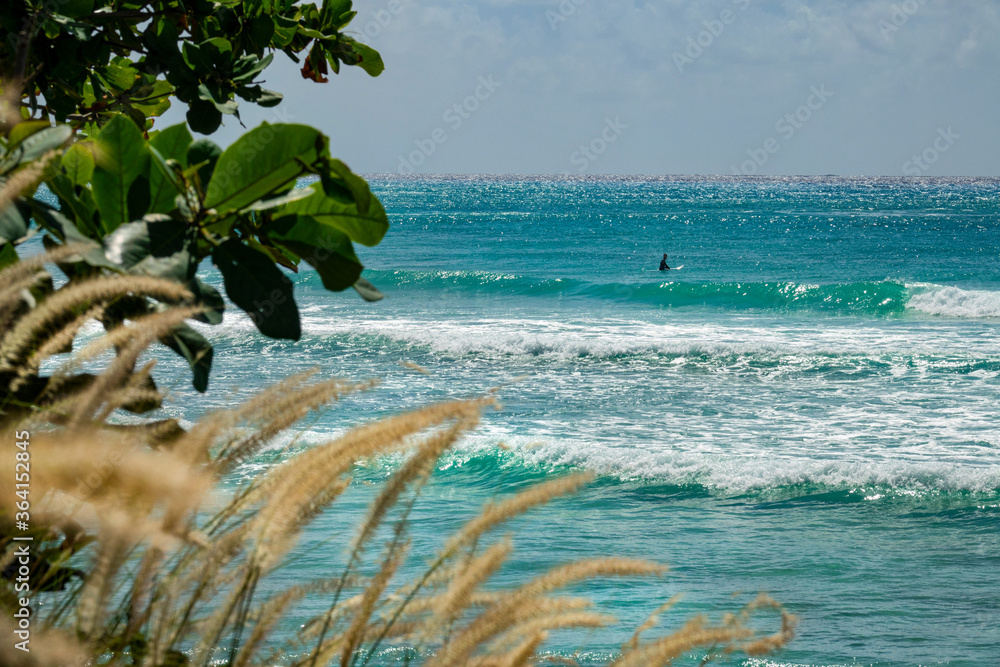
(0, 250), (796, 666)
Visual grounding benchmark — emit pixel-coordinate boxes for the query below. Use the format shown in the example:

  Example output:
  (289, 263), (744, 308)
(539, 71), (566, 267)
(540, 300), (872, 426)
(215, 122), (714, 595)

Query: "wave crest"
(908, 284), (1000, 318)
(359, 271), (1000, 319)
(363, 270), (909, 315)
(438, 438), (1000, 498)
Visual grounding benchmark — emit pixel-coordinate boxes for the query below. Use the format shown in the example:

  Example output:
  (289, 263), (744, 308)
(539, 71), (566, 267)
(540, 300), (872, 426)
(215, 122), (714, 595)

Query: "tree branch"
(13, 11), (41, 84)
(89, 9), (183, 22)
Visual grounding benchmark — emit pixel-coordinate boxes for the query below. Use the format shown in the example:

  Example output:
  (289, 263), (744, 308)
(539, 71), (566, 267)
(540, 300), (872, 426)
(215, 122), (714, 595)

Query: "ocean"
(160, 175), (999, 666)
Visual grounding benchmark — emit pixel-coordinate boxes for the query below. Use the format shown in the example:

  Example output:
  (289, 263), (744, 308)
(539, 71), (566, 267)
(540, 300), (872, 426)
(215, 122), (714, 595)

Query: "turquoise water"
(161, 176), (999, 665)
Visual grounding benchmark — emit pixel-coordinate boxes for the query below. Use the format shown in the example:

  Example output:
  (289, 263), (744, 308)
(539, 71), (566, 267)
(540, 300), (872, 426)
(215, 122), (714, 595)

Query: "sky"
(162, 0), (1000, 176)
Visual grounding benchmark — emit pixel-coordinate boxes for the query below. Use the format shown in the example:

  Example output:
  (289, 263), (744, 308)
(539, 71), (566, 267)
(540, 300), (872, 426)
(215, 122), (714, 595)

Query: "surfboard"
(673, 265), (684, 270)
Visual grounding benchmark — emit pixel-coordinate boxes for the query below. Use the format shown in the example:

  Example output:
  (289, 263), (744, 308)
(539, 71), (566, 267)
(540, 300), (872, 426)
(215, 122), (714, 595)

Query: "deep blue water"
(151, 176), (1000, 666)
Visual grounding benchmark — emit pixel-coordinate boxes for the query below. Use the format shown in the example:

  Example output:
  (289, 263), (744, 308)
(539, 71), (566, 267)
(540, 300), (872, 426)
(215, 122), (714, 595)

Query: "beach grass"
(0, 249), (795, 666)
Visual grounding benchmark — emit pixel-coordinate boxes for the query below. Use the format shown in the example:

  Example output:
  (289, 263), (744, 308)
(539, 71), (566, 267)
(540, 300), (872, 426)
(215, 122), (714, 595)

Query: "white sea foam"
(187, 299), (1000, 499)
(453, 435), (1000, 495)
(907, 284), (1000, 318)
(228, 426), (1000, 495)
(294, 314), (1000, 364)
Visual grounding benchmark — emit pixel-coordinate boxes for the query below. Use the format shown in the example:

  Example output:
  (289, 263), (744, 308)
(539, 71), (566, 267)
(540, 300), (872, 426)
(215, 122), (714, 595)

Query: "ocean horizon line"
(356, 172), (1000, 182)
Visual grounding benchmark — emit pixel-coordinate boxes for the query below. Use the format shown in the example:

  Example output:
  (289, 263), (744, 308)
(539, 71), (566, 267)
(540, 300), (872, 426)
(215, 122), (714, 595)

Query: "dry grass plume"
(0, 251), (797, 667)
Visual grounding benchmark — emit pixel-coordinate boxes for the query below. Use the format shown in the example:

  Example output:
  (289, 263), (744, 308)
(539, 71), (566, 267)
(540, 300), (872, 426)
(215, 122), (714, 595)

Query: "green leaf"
(150, 124), (193, 167)
(132, 94), (172, 119)
(321, 0), (353, 26)
(297, 26), (333, 40)
(92, 115), (149, 232)
(325, 158), (374, 214)
(272, 15), (299, 47)
(0, 199), (28, 243)
(103, 216), (191, 274)
(201, 38), (234, 68)
(25, 200), (116, 269)
(187, 138), (223, 190)
(0, 242), (18, 269)
(212, 239), (300, 340)
(232, 53), (273, 82)
(150, 15), (179, 54)
(97, 60), (138, 92)
(26, 201), (90, 246)
(189, 278), (225, 325)
(278, 186), (388, 247)
(61, 142), (96, 186)
(46, 175), (102, 239)
(204, 123), (324, 213)
(0, 126), (73, 174)
(196, 82), (223, 105)
(239, 86), (283, 107)
(240, 185), (314, 213)
(147, 145), (186, 214)
(127, 173), (152, 222)
(18, 126), (73, 163)
(80, 81), (98, 109)
(334, 10), (358, 29)
(187, 99), (223, 135)
(131, 79), (174, 118)
(59, 0), (94, 19)
(255, 89), (283, 107)
(197, 83), (239, 115)
(245, 15), (276, 49)
(48, 14), (92, 41)
(348, 40), (385, 77)
(132, 79), (174, 110)
(248, 237), (299, 271)
(130, 250), (194, 282)
(7, 121), (53, 149)
(27, 200), (121, 275)
(353, 276), (384, 302)
(267, 214), (362, 291)
(159, 323), (214, 392)
(181, 42), (212, 73)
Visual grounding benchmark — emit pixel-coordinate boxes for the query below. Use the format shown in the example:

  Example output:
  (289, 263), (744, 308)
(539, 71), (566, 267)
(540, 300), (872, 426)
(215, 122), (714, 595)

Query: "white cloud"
(162, 0), (1000, 175)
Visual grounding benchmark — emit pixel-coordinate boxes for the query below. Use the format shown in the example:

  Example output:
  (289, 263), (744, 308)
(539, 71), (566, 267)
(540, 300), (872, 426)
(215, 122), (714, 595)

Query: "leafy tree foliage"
(1, 0), (383, 132)
(0, 0), (390, 393)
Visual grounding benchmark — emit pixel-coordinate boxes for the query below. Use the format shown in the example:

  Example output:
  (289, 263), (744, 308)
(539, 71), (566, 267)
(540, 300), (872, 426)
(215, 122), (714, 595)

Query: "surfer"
(659, 253), (670, 271)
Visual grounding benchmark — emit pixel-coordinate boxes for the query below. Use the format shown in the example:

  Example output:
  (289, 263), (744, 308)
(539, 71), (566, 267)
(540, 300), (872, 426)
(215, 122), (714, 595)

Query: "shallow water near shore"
(156, 176), (999, 665)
